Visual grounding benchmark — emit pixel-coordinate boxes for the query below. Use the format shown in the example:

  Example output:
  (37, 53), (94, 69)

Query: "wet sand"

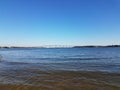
(0, 70), (120, 90)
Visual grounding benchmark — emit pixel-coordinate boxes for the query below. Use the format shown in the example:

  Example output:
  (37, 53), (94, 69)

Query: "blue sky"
(0, 0), (120, 46)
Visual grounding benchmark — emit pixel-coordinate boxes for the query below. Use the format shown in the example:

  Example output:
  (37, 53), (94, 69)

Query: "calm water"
(0, 48), (120, 90)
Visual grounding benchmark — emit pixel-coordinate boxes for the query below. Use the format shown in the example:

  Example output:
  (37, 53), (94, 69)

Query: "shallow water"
(0, 48), (120, 90)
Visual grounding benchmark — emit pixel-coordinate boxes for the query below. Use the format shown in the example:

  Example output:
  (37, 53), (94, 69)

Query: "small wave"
(19, 57), (109, 61)
(4, 61), (32, 65)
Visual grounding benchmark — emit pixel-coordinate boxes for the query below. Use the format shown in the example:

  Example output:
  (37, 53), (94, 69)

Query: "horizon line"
(0, 44), (120, 48)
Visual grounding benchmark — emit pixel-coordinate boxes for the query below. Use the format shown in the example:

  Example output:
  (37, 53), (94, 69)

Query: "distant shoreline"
(73, 45), (120, 48)
(0, 45), (120, 49)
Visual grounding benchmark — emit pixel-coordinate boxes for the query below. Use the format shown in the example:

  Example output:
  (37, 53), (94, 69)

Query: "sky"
(0, 0), (120, 46)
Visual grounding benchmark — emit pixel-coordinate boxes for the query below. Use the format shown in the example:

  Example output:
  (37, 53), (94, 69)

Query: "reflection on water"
(0, 48), (120, 90)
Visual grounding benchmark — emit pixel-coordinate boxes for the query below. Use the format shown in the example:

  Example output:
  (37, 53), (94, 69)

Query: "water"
(0, 48), (120, 90)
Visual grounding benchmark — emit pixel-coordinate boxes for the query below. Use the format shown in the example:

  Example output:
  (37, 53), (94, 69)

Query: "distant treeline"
(0, 46), (45, 49)
(73, 45), (120, 48)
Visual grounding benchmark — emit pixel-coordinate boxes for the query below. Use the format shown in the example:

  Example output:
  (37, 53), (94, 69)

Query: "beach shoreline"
(0, 71), (120, 90)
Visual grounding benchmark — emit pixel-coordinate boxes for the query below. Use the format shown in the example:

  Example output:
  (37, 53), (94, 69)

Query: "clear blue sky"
(0, 0), (120, 46)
